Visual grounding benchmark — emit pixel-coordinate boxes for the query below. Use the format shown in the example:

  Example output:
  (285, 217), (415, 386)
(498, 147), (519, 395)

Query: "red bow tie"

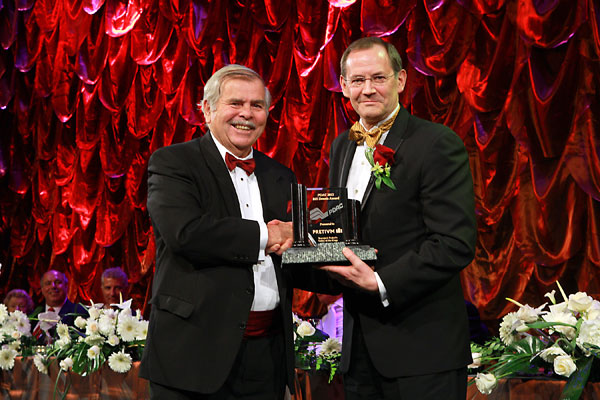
(225, 152), (256, 175)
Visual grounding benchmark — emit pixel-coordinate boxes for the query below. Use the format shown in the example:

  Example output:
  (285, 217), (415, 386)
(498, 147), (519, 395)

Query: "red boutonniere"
(365, 144), (396, 190)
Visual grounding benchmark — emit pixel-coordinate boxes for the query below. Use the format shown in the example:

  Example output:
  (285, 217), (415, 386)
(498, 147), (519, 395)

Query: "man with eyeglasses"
(321, 37), (477, 399)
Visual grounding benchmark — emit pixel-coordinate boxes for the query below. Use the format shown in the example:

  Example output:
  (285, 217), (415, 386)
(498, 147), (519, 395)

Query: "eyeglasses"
(344, 73), (396, 88)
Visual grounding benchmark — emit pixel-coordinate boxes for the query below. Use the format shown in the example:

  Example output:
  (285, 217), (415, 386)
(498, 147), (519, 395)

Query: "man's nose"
(362, 79), (376, 94)
(238, 103), (252, 117)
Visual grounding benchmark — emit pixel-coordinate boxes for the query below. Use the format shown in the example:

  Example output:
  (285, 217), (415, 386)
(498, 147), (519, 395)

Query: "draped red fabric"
(0, 0), (598, 327)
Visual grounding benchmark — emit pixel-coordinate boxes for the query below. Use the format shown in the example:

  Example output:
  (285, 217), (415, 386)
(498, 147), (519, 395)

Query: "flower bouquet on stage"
(470, 282), (600, 399)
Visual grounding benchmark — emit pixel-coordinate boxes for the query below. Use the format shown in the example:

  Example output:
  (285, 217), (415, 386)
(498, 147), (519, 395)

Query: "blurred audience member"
(31, 270), (88, 340)
(101, 267), (130, 307)
(3, 289), (34, 314)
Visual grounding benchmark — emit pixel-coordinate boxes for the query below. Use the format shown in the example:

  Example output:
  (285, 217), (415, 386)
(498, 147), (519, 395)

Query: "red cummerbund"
(244, 307), (281, 338)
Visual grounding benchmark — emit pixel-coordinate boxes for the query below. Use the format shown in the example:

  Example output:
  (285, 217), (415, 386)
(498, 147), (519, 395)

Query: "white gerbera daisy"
(0, 348), (18, 370)
(56, 323), (69, 339)
(0, 304), (8, 324)
(84, 333), (105, 346)
(136, 320), (148, 340)
(117, 317), (138, 342)
(319, 338), (342, 355)
(98, 314), (116, 336)
(33, 354), (48, 375)
(499, 312), (522, 345)
(107, 350), (132, 373)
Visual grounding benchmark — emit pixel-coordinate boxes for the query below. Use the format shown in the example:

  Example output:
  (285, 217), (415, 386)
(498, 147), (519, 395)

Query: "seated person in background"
(31, 270), (88, 340)
(3, 289), (34, 314)
(101, 267), (130, 307)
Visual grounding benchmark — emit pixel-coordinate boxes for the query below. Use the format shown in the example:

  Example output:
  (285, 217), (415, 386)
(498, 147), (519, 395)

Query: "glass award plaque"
(282, 184), (377, 265)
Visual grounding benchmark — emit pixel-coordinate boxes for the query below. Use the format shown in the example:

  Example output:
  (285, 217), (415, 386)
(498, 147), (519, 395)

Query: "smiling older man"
(140, 64), (298, 399)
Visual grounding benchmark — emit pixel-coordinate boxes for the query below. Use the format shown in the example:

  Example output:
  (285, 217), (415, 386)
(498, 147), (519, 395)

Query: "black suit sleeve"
(377, 128), (476, 309)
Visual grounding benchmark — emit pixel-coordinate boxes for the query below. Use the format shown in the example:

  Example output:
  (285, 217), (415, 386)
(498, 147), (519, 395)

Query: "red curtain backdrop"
(0, 0), (598, 324)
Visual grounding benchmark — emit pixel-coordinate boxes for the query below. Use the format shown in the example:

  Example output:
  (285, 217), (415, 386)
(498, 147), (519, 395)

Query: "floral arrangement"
(365, 144), (396, 190)
(470, 282), (600, 399)
(34, 299), (147, 377)
(0, 305), (36, 369)
(293, 314), (341, 383)
(0, 299), (147, 398)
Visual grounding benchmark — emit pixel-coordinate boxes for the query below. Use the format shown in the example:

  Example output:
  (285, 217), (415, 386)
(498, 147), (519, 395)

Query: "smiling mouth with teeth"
(232, 123), (255, 130)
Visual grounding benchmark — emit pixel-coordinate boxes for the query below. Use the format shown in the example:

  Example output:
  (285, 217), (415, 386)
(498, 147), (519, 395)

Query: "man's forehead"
(42, 272), (64, 282)
(220, 77), (265, 98)
(103, 277), (126, 287)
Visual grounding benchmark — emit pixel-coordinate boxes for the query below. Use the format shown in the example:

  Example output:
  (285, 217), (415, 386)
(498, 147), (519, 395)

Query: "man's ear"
(340, 76), (350, 98)
(397, 69), (407, 94)
(202, 100), (212, 124)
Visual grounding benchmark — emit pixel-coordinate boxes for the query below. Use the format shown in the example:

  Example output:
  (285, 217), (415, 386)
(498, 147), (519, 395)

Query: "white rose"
(554, 355), (577, 377)
(468, 352), (481, 369)
(11, 331), (21, 340)
(568, 292), (594, 313)
(475, 373), (497, 395)
(59, 357), (73, 371)
(539, 345), (567, 362)
(87, 345), (100, 359)
(74, 316), (87, 329)
(296, 321), (316, 338)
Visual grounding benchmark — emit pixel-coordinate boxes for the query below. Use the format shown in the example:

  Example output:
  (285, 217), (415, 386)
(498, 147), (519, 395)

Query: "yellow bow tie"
(348, 107), (400, 148)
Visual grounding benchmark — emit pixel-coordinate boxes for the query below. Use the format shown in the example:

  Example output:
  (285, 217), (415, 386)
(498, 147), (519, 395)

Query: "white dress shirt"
(345, 105), (400, 307)
(211, 134), (279, 311)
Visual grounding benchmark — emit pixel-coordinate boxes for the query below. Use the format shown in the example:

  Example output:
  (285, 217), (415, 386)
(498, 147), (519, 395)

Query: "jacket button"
(239, 322), (246, 330)
(246, 288), (254, 295)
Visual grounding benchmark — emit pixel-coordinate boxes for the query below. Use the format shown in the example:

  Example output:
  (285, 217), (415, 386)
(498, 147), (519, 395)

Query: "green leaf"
(381, 175), (396, 190)
(365, 148), (375, 166)
(560, 356), (593, 400)
(375, 177), (382, 190)
(527, 321), (577, 330)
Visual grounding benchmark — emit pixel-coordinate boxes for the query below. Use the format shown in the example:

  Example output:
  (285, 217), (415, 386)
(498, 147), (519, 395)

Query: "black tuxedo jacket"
(139, 134), (297, 394)
(329, 106), (477, 378)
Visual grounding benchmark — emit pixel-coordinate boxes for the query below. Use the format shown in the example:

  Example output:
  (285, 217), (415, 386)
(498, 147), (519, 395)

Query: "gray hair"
(101, 267), (129, 288)
(3, 289), (34, 313)
(201, 64), (271, 114)
(340, 37), (403, 77)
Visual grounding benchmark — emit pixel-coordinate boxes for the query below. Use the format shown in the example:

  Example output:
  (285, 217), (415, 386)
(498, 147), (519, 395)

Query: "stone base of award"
(282, 242), (376, 265)
(282, 184), (377, 266)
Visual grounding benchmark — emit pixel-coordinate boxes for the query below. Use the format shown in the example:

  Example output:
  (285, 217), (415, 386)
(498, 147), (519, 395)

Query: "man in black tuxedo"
(322, 37), (477, 399)
(31, 270), (88, 340)
(139, 64), (297, 399)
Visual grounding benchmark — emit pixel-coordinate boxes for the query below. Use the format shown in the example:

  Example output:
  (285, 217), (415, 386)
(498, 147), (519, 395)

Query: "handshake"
(266, 220), (294, 256)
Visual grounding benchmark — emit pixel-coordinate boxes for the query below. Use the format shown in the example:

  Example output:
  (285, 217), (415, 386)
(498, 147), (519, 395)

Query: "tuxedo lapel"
(254, 152), (286, 223)
(335, 138), (357, 188)
(360, 106), (410, 210)
(198, 134), (241, 218)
